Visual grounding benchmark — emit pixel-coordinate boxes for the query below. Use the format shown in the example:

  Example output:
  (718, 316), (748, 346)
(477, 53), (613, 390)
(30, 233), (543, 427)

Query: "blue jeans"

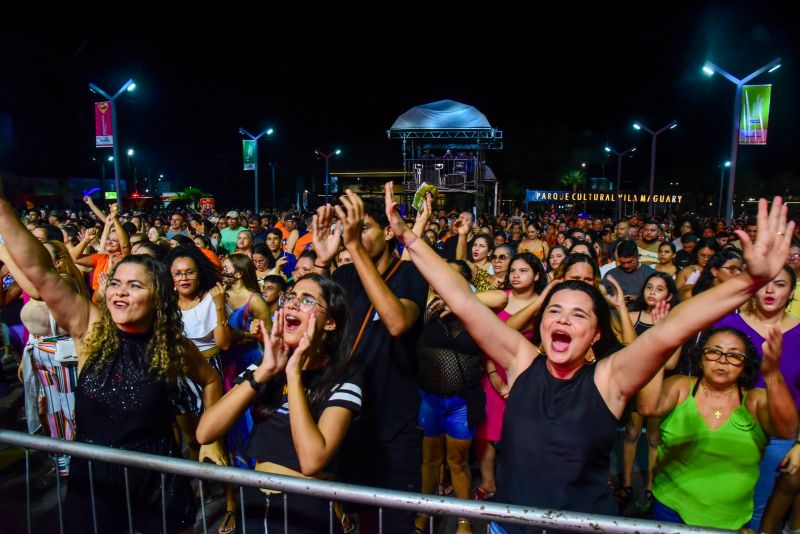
(749, 437), (794, 530)
(418, 390), (475, 440)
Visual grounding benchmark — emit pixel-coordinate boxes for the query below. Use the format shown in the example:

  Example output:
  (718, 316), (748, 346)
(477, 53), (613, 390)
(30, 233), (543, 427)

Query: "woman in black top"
(197, 273), (361, 533)
(383, 182), (793, 532)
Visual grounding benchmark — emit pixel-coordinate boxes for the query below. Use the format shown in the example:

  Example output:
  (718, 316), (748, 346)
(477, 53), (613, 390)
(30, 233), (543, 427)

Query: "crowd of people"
(1, 179), (800, 533)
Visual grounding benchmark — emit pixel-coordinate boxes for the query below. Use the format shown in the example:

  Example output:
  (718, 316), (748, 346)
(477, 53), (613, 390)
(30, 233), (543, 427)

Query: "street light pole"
(718, 161), (731, 218)
(605, 145), (637, 220)
(315, 149), (341, 204)
(239, 127), (274, 213)
(89, 79), (135, 203)
(632, 120), (678, 217)
(703, 57), (781, 221)
(268, 162), (277, 210)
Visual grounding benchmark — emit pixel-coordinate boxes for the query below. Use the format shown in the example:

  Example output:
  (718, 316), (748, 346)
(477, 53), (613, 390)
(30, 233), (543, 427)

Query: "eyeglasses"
(490, 254), (509, 261)
(720, 264), (745, 273)
(278, 293), (327, 313)
(171, 269), (199, 280)
(702, 347), (746, 367)
(697, 252), (714, 261)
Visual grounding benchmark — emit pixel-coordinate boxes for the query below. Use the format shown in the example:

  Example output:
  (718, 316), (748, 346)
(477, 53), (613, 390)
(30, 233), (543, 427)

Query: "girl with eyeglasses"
(638, 325), (796, 529)
(713, 265), (800, 530)
(197, 274), (361, 533)
(690, 250), (745, 297)
(676, 238), (721, 300)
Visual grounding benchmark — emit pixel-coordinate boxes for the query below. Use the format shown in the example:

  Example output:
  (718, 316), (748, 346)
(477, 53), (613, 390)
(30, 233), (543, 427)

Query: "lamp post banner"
(242, 140), (256, 170)
(739, 84), (771, 145)
(94, 101), (113, 147)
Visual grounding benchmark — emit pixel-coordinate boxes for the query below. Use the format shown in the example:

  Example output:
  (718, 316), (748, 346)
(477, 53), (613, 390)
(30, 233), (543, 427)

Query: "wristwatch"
(242, 369), (263, 391)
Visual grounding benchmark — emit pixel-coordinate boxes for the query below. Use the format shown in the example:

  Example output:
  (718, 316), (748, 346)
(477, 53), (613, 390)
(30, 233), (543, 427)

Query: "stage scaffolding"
(387, 127), (503, 212)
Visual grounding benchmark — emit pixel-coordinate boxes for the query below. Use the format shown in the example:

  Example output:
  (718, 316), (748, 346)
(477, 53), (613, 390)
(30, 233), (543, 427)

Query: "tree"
(560, 170), (585, 193)
(174, 186), (210, 208)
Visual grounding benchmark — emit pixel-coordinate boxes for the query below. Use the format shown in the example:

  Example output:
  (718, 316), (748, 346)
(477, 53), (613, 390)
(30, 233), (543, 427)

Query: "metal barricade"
(0, 430), (728, 534)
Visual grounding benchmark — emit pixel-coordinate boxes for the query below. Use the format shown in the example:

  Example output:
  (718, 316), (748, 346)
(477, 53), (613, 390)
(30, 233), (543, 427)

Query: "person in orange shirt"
(70, 203), (130, 303)
(292, 214), (314, 258)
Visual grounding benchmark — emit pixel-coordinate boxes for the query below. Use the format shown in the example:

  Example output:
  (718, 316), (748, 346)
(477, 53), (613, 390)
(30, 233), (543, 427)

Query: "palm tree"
(560, 170), (585, 193)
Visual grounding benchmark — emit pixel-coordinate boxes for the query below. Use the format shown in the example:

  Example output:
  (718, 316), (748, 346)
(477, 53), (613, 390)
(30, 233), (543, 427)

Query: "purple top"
(714, 313), (800, 406)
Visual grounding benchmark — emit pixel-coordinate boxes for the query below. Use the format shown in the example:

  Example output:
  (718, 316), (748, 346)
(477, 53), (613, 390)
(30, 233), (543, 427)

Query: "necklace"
(700, 382), (736, 420)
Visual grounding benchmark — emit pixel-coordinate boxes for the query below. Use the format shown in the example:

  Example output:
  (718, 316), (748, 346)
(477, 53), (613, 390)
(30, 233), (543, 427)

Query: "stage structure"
(387, 100), (503, 214)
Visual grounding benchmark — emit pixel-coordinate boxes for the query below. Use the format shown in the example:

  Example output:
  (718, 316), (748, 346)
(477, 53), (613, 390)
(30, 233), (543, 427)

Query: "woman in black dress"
(0, 181), (222, 534)
(382, 182), (794, 533)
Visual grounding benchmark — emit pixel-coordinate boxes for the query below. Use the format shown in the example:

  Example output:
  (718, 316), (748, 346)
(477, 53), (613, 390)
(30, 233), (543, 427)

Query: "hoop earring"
(584, 346), (596, 364)
(538, 343), (546, 356)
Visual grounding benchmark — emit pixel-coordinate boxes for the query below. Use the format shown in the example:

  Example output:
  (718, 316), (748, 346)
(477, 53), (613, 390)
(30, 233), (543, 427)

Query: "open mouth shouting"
(550, 329), (572, 353)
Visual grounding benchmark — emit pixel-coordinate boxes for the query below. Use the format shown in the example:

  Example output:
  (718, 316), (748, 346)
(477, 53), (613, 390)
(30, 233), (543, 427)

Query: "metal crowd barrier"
(0, 430), (728, 534)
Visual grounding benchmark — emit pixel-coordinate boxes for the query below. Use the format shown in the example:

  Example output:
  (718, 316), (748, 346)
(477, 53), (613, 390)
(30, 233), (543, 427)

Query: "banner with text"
(242, 140), (256, 170)
(739, 84), (771, 145)
(94, 101), (113, 147)
(525, 190), (683, 204)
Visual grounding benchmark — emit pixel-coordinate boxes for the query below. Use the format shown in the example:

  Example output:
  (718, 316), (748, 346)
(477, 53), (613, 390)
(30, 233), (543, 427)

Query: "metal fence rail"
(0, 430), (729, 533)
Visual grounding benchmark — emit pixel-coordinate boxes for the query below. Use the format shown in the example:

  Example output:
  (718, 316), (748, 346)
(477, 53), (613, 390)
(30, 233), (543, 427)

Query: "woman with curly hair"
(0, 181), (222, 534)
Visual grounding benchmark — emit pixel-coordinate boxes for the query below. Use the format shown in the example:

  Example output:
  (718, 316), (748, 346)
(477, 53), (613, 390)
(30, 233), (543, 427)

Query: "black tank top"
(634, 310), (653, 336)
(494, 356), (618, 533)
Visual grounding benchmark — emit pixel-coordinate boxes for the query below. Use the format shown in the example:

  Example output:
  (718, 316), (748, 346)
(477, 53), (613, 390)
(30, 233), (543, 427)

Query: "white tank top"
(181, 292), (225, 352)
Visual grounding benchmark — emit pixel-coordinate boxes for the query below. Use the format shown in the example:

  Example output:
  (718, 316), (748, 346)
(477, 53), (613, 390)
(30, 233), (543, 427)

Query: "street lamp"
(89, 79), (135, 203)
(717, 161), (731, 218)
(126, 148), (136, 192)
(702, 57), (781, 221)
(315, 149), (342, 204)
(632, 119), (678, 217)
(605, 144), (637, 220)
(239, 127), (275, 213)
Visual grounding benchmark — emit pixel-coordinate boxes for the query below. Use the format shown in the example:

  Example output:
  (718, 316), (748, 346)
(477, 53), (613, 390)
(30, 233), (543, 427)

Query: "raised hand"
(109, 203), (119, 218)
(334, 189), (365, 250)
(760, 324), (783, 378)
(83, 195), (94, 205)
(650, 300), (671, 325)
(286, 315), (318, 377)
(735, 197), (795, 284)
(257, 310), (289, 379)
(311, 204), (342, 265)
(601, 275), (627, 310)
(384, 181), (414, 245)
(209, 282), (227, 307)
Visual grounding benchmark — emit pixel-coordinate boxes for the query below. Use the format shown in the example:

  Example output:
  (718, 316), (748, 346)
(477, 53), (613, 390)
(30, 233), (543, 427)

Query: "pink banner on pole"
(95, 101), (113, 147)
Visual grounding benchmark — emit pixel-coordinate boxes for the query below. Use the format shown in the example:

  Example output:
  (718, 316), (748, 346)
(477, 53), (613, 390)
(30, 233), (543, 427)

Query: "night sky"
(1, 6), (797, 211)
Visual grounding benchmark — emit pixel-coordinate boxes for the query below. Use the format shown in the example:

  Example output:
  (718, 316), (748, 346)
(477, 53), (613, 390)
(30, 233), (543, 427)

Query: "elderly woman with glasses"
(713, 265), (800, 530)
(638, 324), (797, 529)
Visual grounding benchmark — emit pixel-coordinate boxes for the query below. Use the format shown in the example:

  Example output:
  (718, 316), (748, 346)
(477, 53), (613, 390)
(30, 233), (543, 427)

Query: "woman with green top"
(638, 325), (798, 528)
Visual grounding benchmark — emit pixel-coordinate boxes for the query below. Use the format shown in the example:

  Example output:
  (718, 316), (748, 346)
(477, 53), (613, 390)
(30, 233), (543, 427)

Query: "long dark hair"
(692, 250), (743, 296)
(165, 245), (222, 294)
(635, 271), (680, 310)
(227, 253), (260, 294)
(251, 274), (354, 420)
(532, 281), (621, 360)
(557, 252), (600, 287)
(690, 327), (759, 389)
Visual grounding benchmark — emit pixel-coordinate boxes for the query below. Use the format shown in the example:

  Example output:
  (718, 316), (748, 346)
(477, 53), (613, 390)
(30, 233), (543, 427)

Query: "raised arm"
(109, 204), (131, 256)
(0, 245), (41, 299)
(334, 190), (419, 336)
(401, 192), (432, 262)
(606, 197), (795, 403)
(384, 182), (534, 376)
(754, 326), (799, 438)
(83, 195), (107, 222)
(285, 315), (355, 476)
(0, 180), (96, 342)
(197, 318), (288, 444)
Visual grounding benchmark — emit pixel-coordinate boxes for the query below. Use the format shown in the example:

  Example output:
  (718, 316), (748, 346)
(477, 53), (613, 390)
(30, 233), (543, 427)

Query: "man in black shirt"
(311, 190), (428, 533)
(443, 211), (475, 259)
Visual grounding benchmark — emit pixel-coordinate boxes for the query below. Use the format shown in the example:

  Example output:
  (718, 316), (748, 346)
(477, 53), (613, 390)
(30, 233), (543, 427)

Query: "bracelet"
(314, 262), (328, 269)
(215, 320), (228, 328)
(242, 369), (264, 391)
(404, 236), (418, 249)
(488, 370), (498, 376)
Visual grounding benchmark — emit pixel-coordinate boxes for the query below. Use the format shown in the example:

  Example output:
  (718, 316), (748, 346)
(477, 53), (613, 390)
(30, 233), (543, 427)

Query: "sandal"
(613, 485), (633, 505)
(218, 510), (236, 534)
(457, 518), (473, 533)
(470, 486), (495, 501)
(413, 512), (429, 534)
